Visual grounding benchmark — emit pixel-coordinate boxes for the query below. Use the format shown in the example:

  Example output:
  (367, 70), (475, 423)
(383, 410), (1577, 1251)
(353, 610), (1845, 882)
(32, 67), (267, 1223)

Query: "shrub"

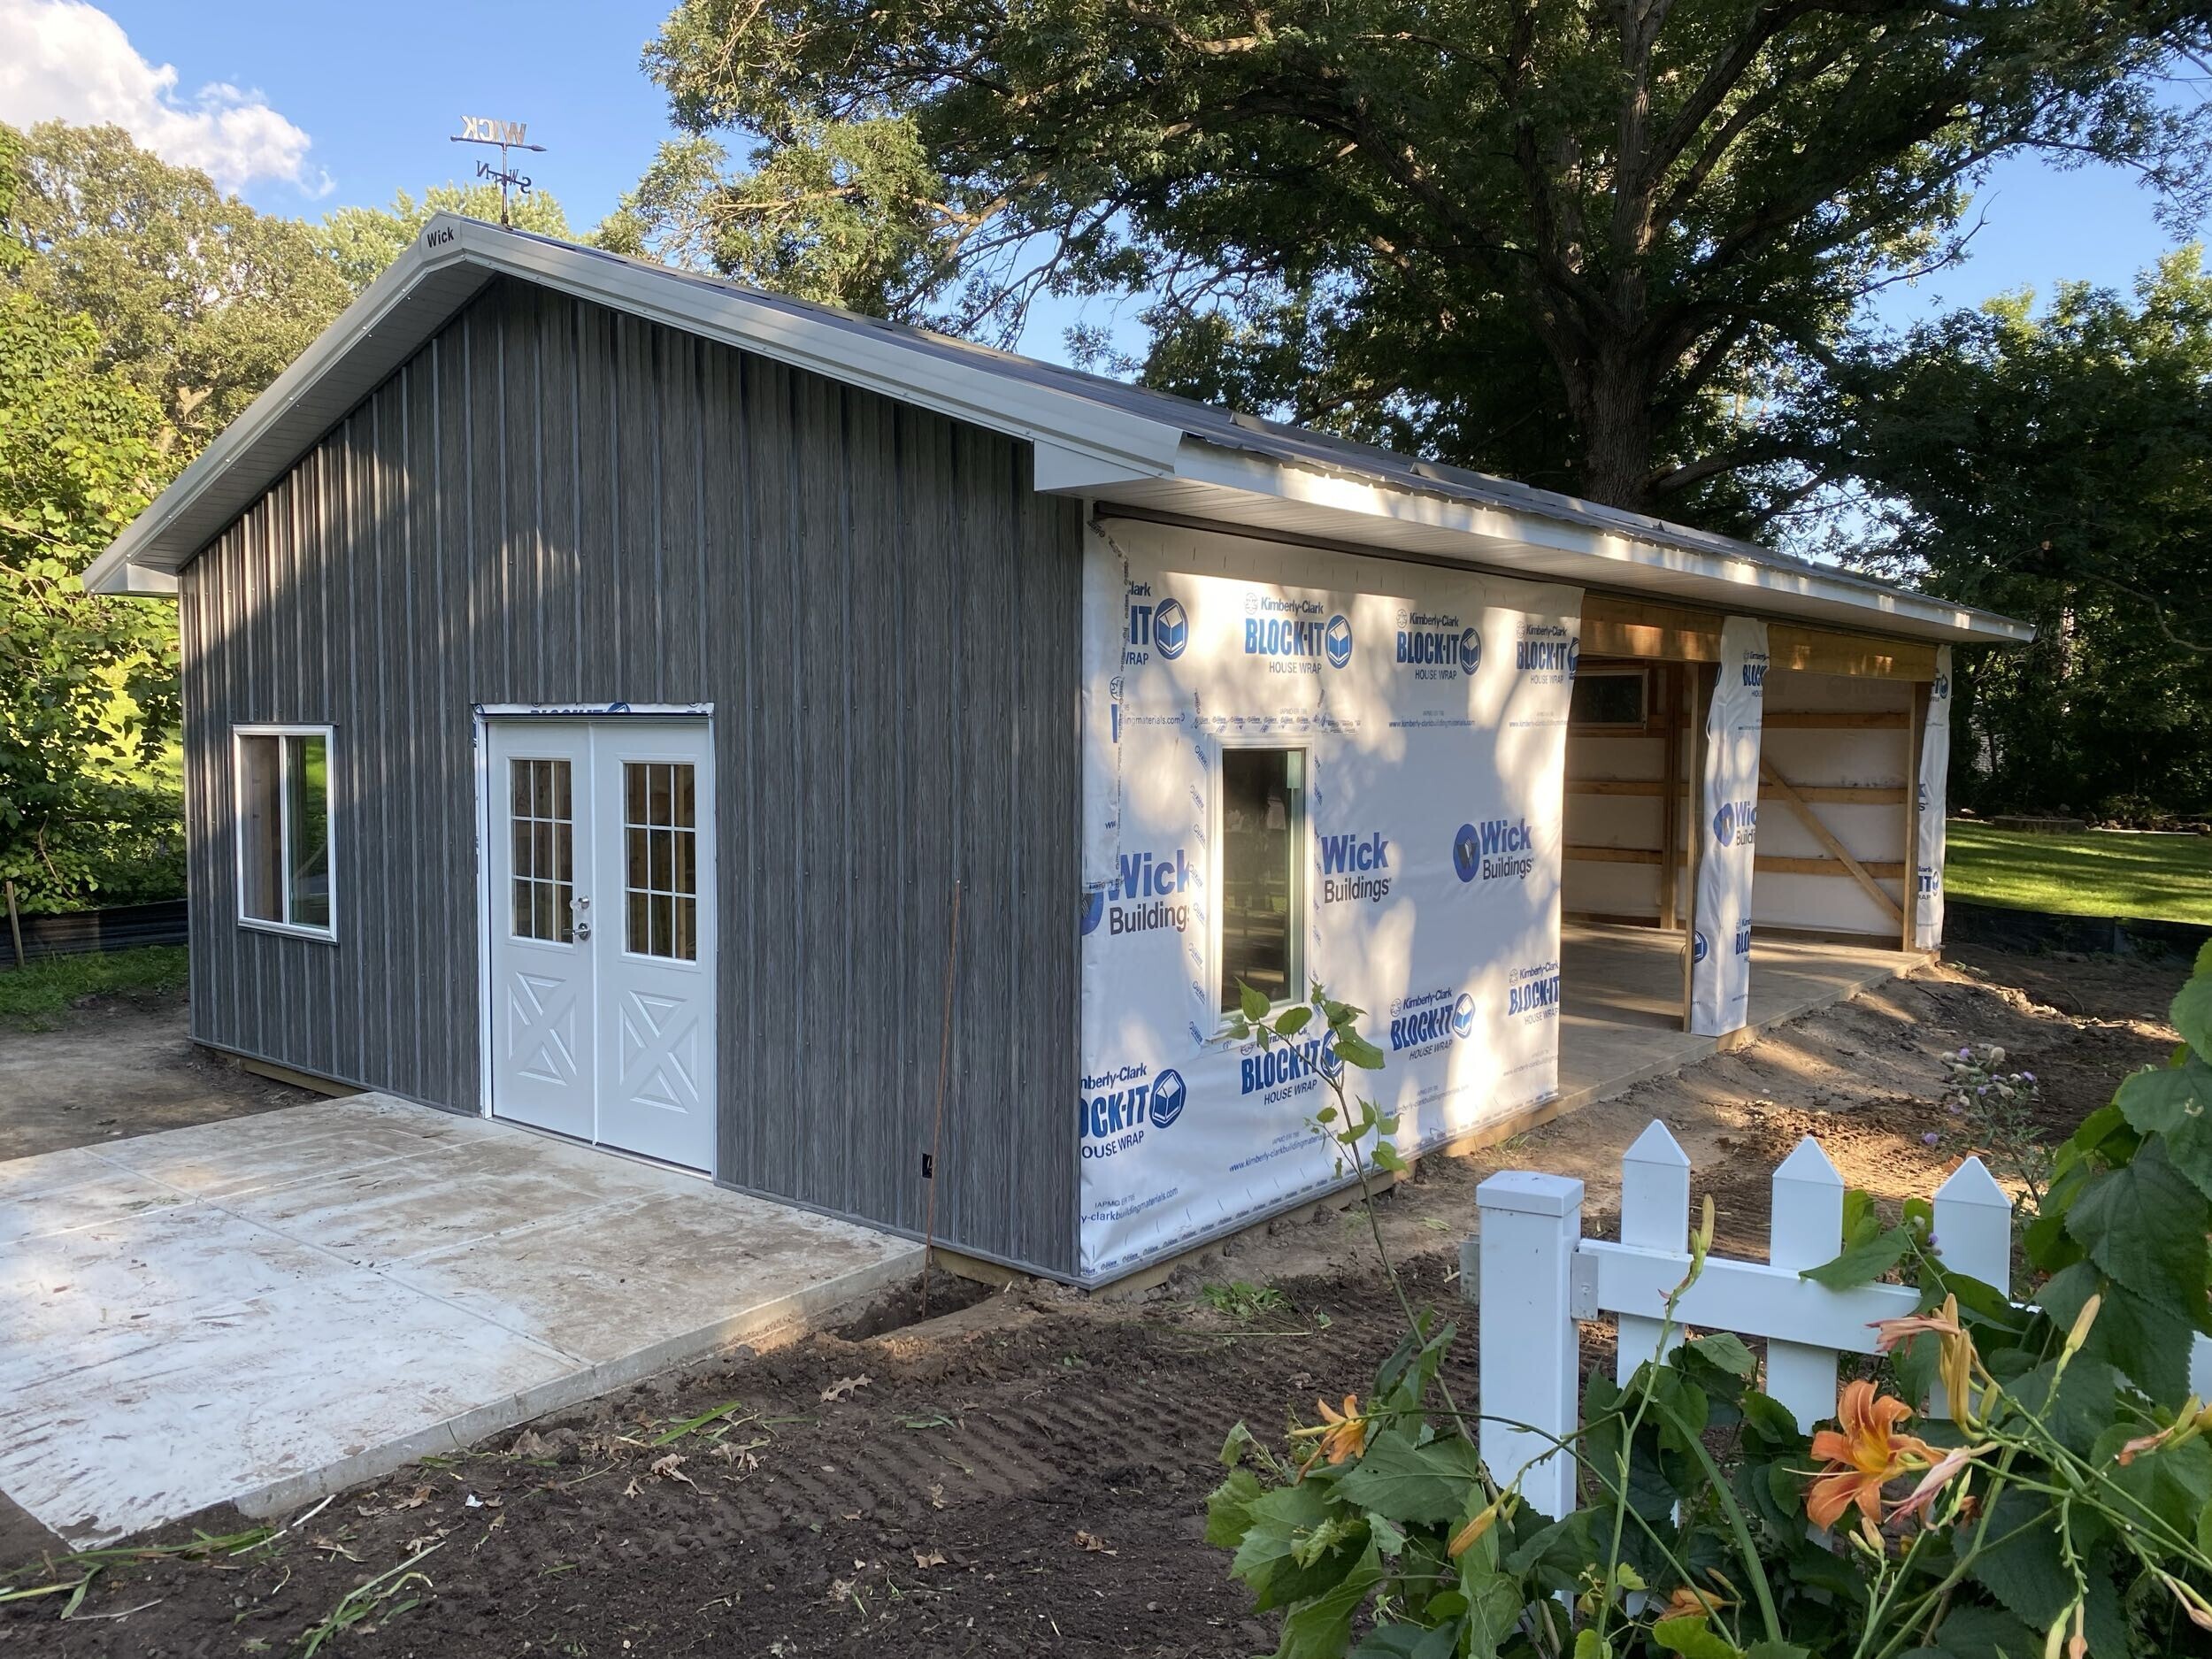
(1208, 949), (2212, 1657)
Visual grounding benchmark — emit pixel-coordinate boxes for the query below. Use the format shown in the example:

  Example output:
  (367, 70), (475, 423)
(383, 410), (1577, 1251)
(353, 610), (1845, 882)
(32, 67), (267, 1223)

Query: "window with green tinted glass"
(235, 727), (334, 935)
(1218, 747), (1304, 1013)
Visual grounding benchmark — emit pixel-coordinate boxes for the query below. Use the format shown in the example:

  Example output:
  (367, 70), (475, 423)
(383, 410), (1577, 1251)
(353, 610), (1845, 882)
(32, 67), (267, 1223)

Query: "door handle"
(571, 893), (592, 941)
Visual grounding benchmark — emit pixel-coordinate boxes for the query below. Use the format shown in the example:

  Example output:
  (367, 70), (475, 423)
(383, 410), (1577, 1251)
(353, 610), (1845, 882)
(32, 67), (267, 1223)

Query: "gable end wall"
(177, 276), (1084, 1277)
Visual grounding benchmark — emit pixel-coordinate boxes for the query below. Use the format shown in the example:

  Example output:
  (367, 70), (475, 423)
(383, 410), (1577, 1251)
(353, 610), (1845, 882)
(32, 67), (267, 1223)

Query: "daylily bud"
(2062, 1294), (2101, 1358)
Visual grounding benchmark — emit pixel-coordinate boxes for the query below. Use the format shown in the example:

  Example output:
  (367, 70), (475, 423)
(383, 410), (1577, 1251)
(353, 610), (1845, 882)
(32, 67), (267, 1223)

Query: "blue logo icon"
(1080, 886), (1105, 936)
(1932, 673), (1950, 700)
(1453, 823), (1481, 883)
(1325, 614), (1353, 669)
(1566, 638), (1580, 680)
(1451, 993), (1477, 1038)
(1149, 1068), (1188, 1128)
(1694, 930), (1709, 964)
(1458, 628), (1482, 676)
(1713, 802), (1736, 846)
(1154, 598), (1189, 659)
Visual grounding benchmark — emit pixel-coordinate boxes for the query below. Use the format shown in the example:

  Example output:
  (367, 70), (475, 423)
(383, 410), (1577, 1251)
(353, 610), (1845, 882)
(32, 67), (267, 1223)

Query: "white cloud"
(0, 0), (329, 195)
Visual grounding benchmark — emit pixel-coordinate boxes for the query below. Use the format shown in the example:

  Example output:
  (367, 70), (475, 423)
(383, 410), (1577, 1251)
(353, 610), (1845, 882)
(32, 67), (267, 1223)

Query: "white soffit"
(83, 214), (2034, 647)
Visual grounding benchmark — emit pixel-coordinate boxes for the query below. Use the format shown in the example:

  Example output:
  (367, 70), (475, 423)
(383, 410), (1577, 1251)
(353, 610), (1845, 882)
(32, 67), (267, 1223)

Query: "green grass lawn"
(0, 945), (188, 1029)
(1944, 821), (2212, 923)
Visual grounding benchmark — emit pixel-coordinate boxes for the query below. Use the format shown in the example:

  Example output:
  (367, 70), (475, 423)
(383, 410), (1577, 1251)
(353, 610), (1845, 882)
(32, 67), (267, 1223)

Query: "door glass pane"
(285, 733), (332, 928)
(508, 757), (574, 942)
(1219, 748), (1303, 1013)
(623, 760), (697, 960)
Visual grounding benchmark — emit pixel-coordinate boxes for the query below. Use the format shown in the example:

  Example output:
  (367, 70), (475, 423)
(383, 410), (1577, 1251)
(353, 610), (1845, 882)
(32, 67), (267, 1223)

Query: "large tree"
(0, 127), (180, 906)
(0, 122), (582, 905)
(1816, 252), (2212, 818)
(6, 121), (356, 457)
(319, 182), (576, 291)
(631, 0), (2212, 518)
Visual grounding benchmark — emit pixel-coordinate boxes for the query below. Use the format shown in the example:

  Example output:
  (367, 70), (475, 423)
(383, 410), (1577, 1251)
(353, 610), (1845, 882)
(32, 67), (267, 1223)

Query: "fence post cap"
(1476, 1170), (1585, 1217)
(1624, 1119), (1690, 1169)
(1933, 1156), (2010, 1210)
(1772, 1135), (1844, 1189)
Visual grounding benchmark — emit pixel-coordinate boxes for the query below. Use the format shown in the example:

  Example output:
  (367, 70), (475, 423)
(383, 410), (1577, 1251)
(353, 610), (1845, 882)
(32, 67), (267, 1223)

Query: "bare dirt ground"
(0, 989), (314, 1164)
(0, 946), (2187, 1658)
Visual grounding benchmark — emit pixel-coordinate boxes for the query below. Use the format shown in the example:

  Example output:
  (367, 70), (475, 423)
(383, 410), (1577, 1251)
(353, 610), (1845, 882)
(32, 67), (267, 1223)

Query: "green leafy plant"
(1207, 953), (2212, 1656)
(1204, 1281), (1293, 1323)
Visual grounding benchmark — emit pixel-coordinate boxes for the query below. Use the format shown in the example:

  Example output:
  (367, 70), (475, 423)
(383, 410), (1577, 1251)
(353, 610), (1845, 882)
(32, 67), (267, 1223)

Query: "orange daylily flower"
(1807, 1380), (1938, 1533)
(1313, 1394), (1368, 1465)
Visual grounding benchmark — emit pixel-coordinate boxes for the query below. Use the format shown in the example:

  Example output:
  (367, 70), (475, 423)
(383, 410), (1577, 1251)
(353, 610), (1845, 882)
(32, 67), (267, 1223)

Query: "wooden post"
(1679, 664), (1715, 1032)
(1472, 1170), (1586, 1518)
(1901, 681), (1932, 951)
(1657, 664), (1681, 932)
(4, 879), (23, 971)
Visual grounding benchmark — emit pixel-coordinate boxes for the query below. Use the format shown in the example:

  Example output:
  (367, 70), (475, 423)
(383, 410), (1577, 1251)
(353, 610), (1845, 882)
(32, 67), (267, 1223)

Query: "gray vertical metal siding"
(177, 277), (1084, 1277)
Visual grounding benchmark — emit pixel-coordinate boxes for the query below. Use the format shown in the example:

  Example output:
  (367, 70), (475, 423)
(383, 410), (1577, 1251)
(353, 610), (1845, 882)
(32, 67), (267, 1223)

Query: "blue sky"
(12, 0), (2207, 357)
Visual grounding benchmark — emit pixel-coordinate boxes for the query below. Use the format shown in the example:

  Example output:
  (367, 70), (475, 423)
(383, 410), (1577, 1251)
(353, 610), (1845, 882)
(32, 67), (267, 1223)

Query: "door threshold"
(488, 1113), (711, 1181)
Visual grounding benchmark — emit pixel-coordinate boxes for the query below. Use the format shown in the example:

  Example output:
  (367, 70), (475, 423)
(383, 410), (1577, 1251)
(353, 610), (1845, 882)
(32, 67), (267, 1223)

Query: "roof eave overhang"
(1045, 439), (2033, 648)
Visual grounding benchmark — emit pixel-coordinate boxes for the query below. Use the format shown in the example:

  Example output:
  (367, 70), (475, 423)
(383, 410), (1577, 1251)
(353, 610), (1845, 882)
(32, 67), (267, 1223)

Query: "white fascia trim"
(87, 559), (178, 597)
(86, 213), (1187, 595)
(1167, 440), (2037, 646)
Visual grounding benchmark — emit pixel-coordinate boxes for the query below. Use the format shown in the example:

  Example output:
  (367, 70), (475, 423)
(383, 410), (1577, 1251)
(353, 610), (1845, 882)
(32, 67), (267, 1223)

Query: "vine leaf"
(2062, 1139), (2212, 1317)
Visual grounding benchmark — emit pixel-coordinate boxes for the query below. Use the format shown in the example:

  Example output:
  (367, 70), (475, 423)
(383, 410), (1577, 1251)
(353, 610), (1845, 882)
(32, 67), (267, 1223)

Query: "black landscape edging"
(1945, 897), (2211, 960)
(0, 899), (188, 968)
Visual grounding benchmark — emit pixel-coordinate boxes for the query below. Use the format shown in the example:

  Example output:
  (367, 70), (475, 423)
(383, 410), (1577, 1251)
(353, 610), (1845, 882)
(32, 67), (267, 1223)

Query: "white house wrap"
(1690, 617), (1770, 1036)
(1915, 645), (1955, 949)
(1077, 520), (1578, 1280)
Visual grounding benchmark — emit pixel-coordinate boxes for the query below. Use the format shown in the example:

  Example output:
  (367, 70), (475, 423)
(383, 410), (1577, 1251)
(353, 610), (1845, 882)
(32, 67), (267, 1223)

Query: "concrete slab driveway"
(0, 1094), (919, 1546)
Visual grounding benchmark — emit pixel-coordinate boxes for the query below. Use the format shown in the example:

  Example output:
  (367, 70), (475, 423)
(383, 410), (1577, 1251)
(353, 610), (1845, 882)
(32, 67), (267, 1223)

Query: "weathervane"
(449, 116), (546, 227)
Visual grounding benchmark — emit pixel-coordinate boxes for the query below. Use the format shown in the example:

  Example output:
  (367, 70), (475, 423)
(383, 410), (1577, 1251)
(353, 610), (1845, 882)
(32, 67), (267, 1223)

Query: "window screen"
(237, 729), (333, 933)
(1219, 748), (1304, 1013)
(1570, 670), (1649, 728)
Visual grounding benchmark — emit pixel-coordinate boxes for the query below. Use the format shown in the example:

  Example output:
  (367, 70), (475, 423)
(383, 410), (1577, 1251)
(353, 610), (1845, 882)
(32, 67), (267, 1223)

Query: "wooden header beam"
(1578, 595), (1939, 680)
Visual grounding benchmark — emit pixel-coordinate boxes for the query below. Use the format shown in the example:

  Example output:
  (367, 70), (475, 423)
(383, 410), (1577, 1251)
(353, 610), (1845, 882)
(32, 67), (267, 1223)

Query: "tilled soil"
(4, 1265), (1473, 1658)
(0, 944), (2188, 1658)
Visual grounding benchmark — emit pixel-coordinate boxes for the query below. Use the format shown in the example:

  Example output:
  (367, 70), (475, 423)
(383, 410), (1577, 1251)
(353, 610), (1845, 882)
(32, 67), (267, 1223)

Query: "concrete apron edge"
(229, 1245), (924, 1522)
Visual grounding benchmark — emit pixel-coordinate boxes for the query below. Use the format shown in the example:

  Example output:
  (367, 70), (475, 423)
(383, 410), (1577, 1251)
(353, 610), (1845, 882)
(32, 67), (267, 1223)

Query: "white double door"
(486, 718), (717, 1171)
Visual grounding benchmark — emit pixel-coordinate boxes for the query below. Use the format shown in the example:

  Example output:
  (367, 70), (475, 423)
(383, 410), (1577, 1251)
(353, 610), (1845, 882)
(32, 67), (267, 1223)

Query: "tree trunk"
(1571, 362), (1658, 514)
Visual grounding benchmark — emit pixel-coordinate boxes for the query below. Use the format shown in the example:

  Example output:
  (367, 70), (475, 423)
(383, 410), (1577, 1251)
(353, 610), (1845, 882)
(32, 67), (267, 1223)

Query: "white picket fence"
(1466, 1119), (2211, 1518)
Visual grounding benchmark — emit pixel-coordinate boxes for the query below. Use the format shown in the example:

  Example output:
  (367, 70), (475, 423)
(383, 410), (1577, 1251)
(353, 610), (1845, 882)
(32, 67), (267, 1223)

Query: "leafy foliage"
(1209, 953), (2212, 1655)
(4, 121), (355, 453)
(318, 184), (577, 292)
(1817, 255), (2212, 818)
(638, 0), (2212, 514)
(0, 128), (180, 908)
(0, 121), (585, 910)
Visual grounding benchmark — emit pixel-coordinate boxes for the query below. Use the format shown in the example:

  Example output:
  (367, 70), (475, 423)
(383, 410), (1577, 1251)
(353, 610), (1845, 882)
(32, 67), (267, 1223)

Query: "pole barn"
(87, 216), (2030, 1286)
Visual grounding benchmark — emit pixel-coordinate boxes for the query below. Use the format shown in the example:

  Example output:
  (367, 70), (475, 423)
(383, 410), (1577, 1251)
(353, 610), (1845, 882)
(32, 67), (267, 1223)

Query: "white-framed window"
(1214, 743), (1307, 1017)
(1569, 666), (1651, 729)
(234, 725), (336, 939)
